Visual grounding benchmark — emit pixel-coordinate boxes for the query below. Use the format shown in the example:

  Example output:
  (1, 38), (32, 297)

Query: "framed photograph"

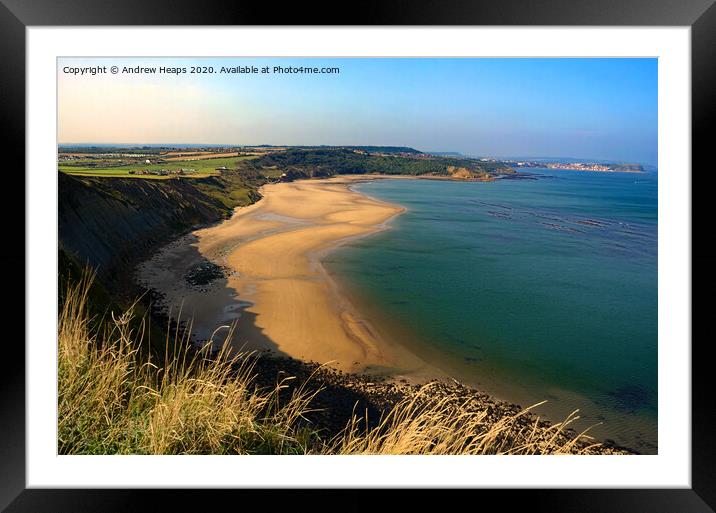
(3, 0), (714, 510)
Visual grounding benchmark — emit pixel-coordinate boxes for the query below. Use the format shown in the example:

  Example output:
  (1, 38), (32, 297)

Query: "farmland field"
(59, 155), (257, 179)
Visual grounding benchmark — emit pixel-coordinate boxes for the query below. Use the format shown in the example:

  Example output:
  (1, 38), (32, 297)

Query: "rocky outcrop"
(447, 165), (474, 179)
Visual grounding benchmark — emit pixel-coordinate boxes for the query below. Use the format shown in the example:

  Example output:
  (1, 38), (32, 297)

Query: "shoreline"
(137, 175), (442, 378)
(135, 175), (644, 453)
(247, 353), (634, 454)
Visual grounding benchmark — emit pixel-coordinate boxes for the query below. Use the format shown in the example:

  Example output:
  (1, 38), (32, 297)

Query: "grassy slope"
(58, 274), (615, 455)
(59, 164), (269, 356)
(59, 173), (233, 281)
(237, 149), (517, 182)
(59, 169), (263, 272)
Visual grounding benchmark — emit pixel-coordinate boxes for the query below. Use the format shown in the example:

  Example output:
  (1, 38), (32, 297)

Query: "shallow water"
(323, 169), (658, 453)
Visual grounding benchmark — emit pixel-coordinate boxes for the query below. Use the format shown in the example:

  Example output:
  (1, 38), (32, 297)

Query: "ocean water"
(323, 169), (658, 453)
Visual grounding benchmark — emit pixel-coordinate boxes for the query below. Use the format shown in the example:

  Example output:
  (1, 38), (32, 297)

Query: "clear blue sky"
(59, 57), (658, 165)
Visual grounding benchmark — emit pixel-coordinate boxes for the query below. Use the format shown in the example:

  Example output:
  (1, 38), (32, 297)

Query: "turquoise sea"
(323, 169), (658, 453)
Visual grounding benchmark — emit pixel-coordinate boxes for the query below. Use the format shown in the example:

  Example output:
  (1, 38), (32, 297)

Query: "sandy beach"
(137, 176), (437, 375)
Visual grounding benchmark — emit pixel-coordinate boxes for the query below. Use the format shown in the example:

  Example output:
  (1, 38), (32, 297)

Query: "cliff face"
(58, 173), (233, 285)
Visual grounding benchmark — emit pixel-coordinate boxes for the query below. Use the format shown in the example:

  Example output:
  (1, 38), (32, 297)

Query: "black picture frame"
(2, 0), (714, 511)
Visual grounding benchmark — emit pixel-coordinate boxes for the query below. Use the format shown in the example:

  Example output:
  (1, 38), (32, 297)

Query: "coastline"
(135, 175), (646, 453)
(247, 354), (633, 454)
(137, 175), (442, 378)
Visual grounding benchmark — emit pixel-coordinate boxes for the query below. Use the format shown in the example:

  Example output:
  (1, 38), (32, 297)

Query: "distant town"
(495, 159), (644, 173)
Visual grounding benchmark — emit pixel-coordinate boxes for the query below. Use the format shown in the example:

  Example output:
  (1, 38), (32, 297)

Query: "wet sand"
(137, 176), (438, 376)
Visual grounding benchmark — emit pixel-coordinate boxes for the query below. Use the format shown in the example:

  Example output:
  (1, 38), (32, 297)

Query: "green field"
(59, 156), (256, 179)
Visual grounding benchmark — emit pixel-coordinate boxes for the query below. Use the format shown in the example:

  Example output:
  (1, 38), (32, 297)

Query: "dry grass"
(330, 386), (601, 455)
(58, 271), (320, 455)
(58, 271), (603, 455)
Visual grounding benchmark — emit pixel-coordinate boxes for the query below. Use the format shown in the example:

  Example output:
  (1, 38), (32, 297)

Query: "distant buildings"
(546, 162), (612, 172)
